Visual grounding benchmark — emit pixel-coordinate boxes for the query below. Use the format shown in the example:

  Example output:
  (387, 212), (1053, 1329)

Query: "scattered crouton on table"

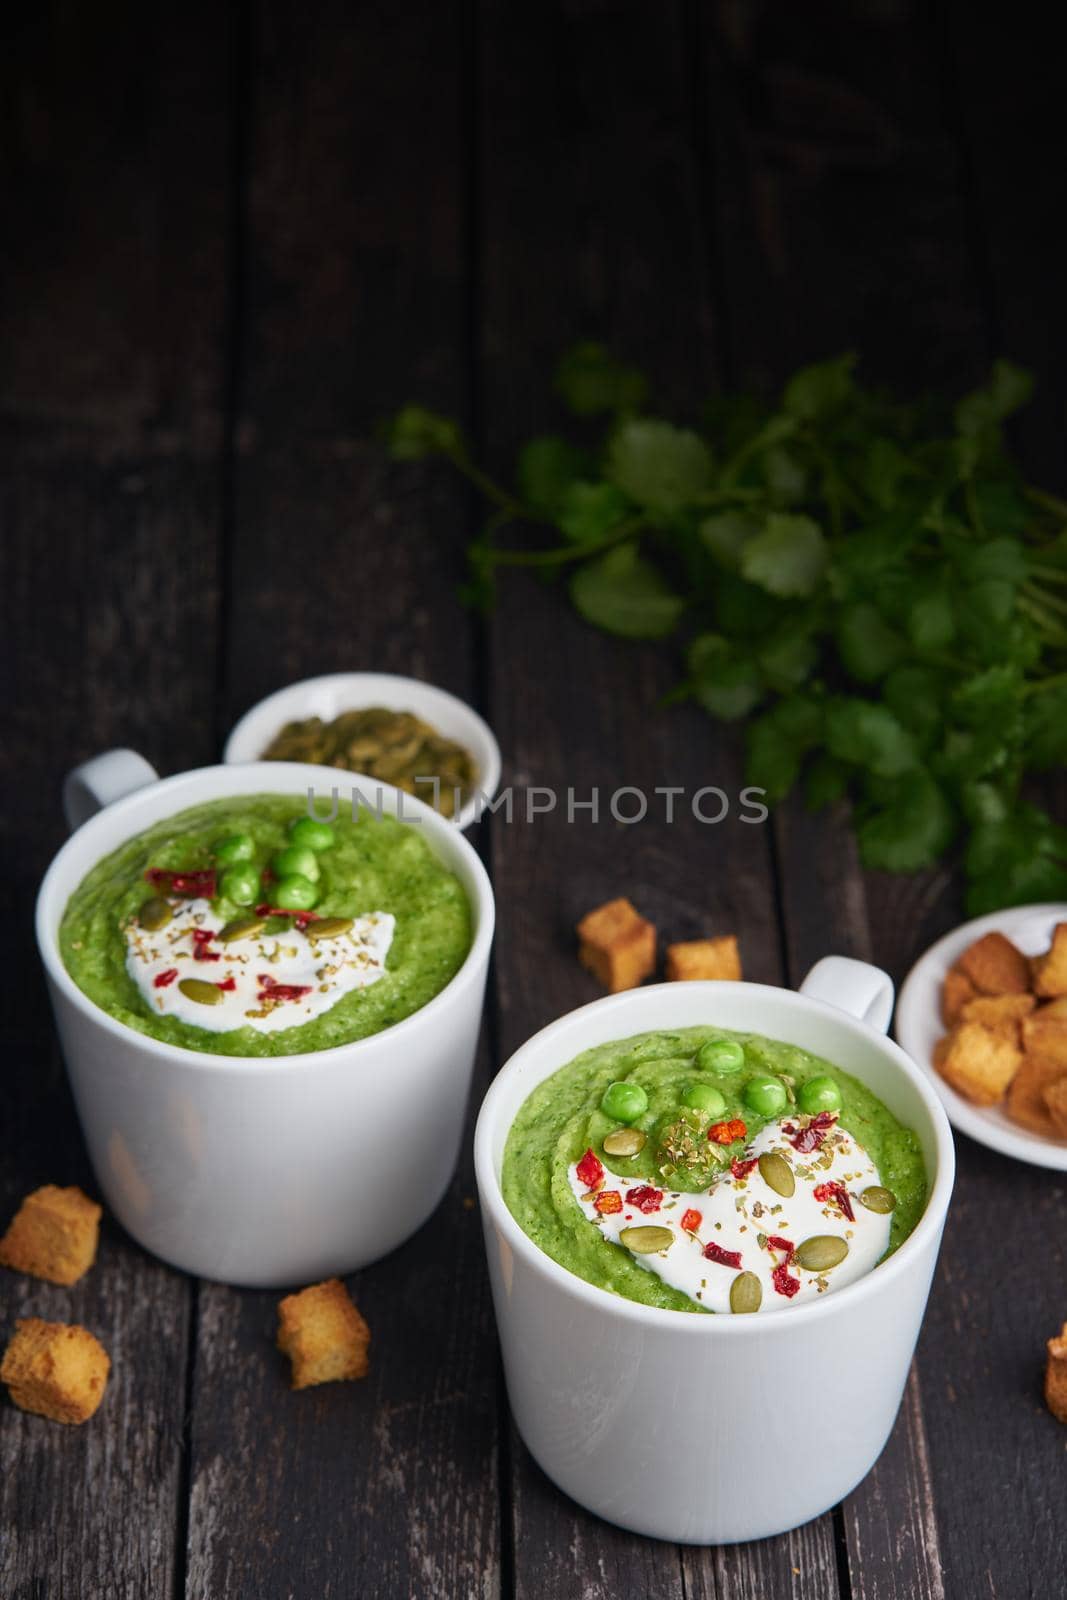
(1046, 1323), (1067, 1424)
(665, 935), (742, 983)
(277, 1278), (370, 1390)
(576, 898), (656, 993)
(1, 1318), (110, 1424)
(0, 1185), (102, 1286)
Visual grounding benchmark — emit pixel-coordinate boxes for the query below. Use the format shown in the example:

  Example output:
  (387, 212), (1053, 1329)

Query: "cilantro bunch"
(387, 349), (1067, 912)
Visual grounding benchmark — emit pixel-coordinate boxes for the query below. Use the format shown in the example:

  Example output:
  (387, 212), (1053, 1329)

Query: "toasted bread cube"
(1, 1319), (110, 1424)
(959, 992), (1035, 1041)
(277, 1278), (370, 1390)
(956, 931), (1031, 996)
(1005, 1052), (1067, 1136)
(0, 1185), (102, 1285)
(576, 898), (656, 993)
(1021, 1008), (1067, 1066)
(941, 967), (978, 1026)
(1033, 923), (1067, 999)
(1043, 1075), (1067, 1137)
(664, 936), (742, 983)
(934, 1021), (1021, 1106)
(932, 1034), (952, 1072)
(1046, 1323), (1067, 1424)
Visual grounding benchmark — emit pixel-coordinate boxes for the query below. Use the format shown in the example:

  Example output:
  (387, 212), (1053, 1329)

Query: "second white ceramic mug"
(38, 752), (495, 1287)
(474, 962), (955, 1544)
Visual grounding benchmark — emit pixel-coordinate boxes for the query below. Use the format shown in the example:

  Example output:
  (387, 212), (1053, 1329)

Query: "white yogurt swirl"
(124, 898), (394, 1034)
(569, 1115), (891, 1313)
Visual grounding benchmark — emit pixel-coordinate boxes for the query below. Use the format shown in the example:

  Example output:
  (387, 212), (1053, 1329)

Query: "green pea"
(214, 832), (255, 866)
(797, 1075), (842, 1115)
(272, 874), (319, 911)
(682, 1083), (727, 1117)
(743, 1073), (788, 1117)
(289, 817), (336, 852)
(272, 845), (321, 883)
(696, 1038), (745, 1073)
(220, 865), (259, 906)
(600, 1081), (649, 1124)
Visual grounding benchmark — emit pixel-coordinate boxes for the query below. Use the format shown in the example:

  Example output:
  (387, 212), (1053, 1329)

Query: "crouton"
(958, 992), (1036, 1041)
(934, 1021), (1021, 1106)
(1005, 1052), (1067, 1136)
(1043, 1075), (1067, 1138)
(1046, 1323), (1067, 1424)
(1032, 923), (1067, 999)
(1021, 1008), (1067, 1066)
(664, 936), (742, 983)
(941, 966), (977, 1026)
(932, 1034), (951, 1072)
(0, 1185), (102, 1285)
(956, 931), (1031, 996)
(1, 1319), (110, 1424)
(277, 1278), (370, 1390)
(576, 898), (656, 993)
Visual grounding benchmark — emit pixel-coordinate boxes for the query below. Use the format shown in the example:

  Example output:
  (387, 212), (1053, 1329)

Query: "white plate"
(895, 902), (1067, 1170)
(223, 672), (501, 831)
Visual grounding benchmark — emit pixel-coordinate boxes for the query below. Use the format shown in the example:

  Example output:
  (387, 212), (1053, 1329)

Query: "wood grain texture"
(477, 2), (836, 1593)
(0, 3), (229, 1588)
(181, 5), (501, 1597)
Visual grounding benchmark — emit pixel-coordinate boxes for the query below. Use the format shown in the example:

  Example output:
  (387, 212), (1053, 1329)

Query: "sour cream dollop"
(569, 1115), (891, 1313)
(124, 898), (394, 1034)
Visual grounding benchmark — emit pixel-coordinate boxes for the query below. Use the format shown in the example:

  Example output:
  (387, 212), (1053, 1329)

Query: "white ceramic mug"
(474, 961), (955, 1544)
(37, 751), (495, 1287)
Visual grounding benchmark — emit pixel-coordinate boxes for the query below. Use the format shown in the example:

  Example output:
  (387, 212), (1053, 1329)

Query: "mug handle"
(63, 749), (160, 833)
(799, 956), (894, 1035)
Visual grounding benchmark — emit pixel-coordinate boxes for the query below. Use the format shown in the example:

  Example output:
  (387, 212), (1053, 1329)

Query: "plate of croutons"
(896, 904), (1067, 1169)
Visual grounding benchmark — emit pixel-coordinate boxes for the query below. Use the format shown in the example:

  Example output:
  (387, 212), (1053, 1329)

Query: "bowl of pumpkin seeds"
(223, 672), (501, 829)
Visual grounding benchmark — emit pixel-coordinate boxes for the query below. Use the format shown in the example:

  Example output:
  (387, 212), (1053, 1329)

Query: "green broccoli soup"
(60, 795), (472, 1056)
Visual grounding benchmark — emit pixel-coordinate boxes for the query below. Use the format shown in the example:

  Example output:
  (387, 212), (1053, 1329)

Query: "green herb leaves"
(387, 347), (1067, 912)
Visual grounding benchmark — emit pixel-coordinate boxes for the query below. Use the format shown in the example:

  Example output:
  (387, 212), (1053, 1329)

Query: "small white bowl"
(223, 672), (501, 831)
(896, 902), (1067, 1171)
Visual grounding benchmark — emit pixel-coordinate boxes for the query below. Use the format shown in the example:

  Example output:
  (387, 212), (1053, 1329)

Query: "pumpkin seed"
(619, 1225), (674, 1254)
(138, 896), (173, 932)
(178, 978), (224, 1006)
(729, 1271), (763, 1314)
(859, 1185), (896, 1214)
(217, 915), (267, 944)
(603, 1127), (647, 1157)
(794, 1235), (849, 1272)
(757, 1151), (795, 1198)
(306, 916), (355, 941)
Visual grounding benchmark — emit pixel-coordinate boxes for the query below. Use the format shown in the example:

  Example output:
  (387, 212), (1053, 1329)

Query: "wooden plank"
(182, 6), (501, 1597)
(476, 2), (839, 1592)
(699, 6), (1066, 1596)
(0, 3), (229, 1595)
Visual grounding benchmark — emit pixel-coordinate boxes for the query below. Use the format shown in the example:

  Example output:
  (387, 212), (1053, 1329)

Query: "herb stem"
(1026, 485), (1067, 518)
(447, 451), (527, 518)
(1028, 563), (1067, 586)
(1024, 581), (1067, 617)
(486, 519), (644, 569)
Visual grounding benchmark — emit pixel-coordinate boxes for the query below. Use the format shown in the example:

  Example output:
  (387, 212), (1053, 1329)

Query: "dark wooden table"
(3, 4), (1065, 1596)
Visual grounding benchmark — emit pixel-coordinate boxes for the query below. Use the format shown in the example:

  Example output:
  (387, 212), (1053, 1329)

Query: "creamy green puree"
(502, 1026), (927, 1314)
(60, 795), (471, 1056)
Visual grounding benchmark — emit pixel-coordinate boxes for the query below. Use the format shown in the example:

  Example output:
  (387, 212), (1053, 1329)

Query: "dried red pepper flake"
(215, 976), (237, 993)
(708, 1118), (747, 1146)
(767, 1235), (795, 1257)
(788, 1110), (837, 1154)
(703, 1240), (743, 1270)
(153, 968), (178, 989)
(813, 1180), (855, 1221)
(256, 974), (313, 1003)
(191, 928), (221, 961)
(594, 1190), (623, 1215)
(680, 1208), (703, 1233)
(771, 1261), (800, 1298)
(575, 1148), (605, 1190)
(731, 1156), (758, 1180)
(145, 867), (217, 899)
(625, 1185), (663, 1214)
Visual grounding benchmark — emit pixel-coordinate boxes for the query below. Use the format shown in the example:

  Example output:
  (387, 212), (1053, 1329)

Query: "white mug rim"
(474, 979), (955, 1335)
(36, 759), (495, 1076)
